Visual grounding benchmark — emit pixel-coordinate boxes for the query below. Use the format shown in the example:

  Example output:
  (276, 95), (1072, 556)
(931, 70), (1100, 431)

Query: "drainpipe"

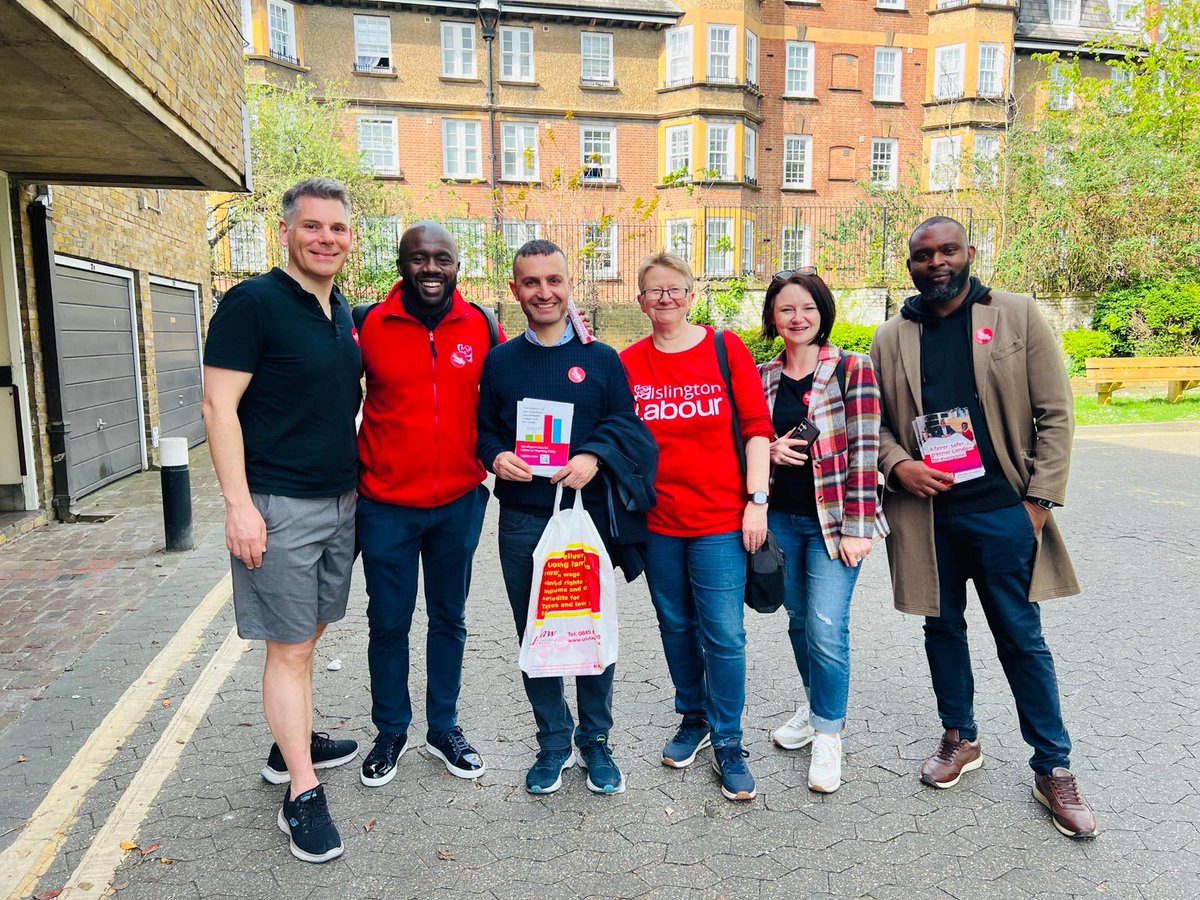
(26, 191), (74, 521)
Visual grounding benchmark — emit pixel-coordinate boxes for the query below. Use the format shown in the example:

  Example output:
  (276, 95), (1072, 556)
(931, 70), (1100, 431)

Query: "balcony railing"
(355, 61), (395, 74)
(268, 47), (300, 66)
(581, 75), (615, 87)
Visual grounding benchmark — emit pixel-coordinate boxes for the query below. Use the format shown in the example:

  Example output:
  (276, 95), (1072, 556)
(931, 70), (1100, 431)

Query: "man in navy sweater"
(477, 239), (653, 796)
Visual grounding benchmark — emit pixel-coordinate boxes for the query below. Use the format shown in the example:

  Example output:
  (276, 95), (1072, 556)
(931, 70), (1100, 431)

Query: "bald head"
(909, 216), (967, 250)
(398, 220), (460, 309)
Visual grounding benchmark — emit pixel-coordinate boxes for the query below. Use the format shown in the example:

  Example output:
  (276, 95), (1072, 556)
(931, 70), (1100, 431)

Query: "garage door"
(54, 259), (145, 501)
(150, 279), (204, 447)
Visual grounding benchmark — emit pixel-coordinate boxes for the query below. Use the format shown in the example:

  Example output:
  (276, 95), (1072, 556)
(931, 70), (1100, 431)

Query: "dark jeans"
(497, 505), (615, 753)
(357, 486), (489, 736)
(925, 502), (1072, 774)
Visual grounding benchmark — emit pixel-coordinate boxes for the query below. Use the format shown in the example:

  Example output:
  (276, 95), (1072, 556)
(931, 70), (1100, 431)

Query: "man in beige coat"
(870, 217), (1096, 840)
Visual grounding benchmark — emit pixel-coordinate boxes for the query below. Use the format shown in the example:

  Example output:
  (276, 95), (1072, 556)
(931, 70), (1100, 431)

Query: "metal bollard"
(160, 437), (194, 551)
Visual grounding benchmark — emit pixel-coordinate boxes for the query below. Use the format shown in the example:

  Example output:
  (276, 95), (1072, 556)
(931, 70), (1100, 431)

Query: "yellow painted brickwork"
(43, 0), (245, 173)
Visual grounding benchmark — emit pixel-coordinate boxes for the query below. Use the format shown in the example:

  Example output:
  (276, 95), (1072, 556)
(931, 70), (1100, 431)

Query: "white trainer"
(772, 707), (816, 750)
(808, 732), (843, 793)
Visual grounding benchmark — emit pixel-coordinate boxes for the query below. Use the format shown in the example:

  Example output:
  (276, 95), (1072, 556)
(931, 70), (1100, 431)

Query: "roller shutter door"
(150, 280), (205, 446)
(53, 260), (145, 500)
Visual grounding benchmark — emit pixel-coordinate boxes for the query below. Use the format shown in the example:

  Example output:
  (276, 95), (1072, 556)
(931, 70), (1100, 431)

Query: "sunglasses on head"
(773, 266), (818, 281)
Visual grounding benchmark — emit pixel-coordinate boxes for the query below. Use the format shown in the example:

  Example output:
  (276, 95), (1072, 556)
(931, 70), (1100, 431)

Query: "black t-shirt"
(204, 268), (362, 498)
(769, 372), (818, 516)
(918, 300), (1019, 514)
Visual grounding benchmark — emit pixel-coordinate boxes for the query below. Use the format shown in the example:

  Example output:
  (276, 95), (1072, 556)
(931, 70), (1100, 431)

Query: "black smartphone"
(786, 418), (820, 446)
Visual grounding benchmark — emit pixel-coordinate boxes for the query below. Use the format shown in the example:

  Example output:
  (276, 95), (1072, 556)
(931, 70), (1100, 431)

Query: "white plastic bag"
(518, 484), (618, 678)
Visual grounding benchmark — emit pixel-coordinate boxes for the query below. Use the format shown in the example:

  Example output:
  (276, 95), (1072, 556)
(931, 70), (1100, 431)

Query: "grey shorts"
(231, 490), (356, 643)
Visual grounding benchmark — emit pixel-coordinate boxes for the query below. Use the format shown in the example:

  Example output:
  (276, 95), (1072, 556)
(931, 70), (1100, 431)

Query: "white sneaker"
(772, 707), (816, 750)
(808, 732), (842, 793)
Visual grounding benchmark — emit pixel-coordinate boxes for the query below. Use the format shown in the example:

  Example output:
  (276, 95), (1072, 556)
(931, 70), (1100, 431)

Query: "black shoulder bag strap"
(470, 301), (500, 348)
(713, 329), (747, 478)
(352, 301), (378, 334)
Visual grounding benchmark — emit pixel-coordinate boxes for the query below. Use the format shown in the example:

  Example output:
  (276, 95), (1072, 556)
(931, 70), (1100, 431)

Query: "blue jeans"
(644, 530), (748, 748)
(768, 511), (861, 734)
(926, 503), (1072, 775)
(497, 505), (615, 753)
(357, 486), (488, 736)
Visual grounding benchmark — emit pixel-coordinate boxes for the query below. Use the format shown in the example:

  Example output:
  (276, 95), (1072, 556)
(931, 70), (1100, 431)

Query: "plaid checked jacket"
(759, 343), (888, 558)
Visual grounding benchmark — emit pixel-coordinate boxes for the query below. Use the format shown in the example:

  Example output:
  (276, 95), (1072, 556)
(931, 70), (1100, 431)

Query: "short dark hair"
(909, 215), (967, 246)
(281, 177), (351, 225)
(513, 238), (567, 276)
(761, 272), (837, 346)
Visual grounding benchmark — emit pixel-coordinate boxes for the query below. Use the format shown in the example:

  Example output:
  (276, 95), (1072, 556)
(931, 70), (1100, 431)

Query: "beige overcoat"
(869, 289), (1081, 616)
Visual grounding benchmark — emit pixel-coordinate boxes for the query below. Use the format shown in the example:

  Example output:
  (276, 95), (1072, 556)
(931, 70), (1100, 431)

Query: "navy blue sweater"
(477, 334), (643, 517)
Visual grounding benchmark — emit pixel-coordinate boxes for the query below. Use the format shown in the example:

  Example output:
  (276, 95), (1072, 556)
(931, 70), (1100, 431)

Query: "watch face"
(750, 491), (769, 505)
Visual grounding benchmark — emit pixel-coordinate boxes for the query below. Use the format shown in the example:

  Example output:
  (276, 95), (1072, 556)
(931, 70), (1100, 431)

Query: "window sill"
(372, 173), (406, 182)
(579, 179), (620, 188)
(441, 176), (486, 184)
(499, 178), (542, 185)
(499, 79), (539, 87)
(875, 4), (910, 11)
(781, 186), (816, 193)
(248, 54), (310, 73)
(353, 68), (398, 79)
(781, 93), (818, 102)
(828, 86), (863, 93)
(657, 80), (756, 95)
(871, 98), (906, 106)
(580, 82), (619, 92)
(440, 75), (483, 84)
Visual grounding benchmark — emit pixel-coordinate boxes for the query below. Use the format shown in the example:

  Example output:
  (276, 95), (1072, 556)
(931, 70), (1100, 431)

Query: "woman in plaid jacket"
(757, 270), (887, 794)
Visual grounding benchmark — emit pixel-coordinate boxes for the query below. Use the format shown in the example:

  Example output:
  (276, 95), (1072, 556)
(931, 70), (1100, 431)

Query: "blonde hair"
(637, 251), (694, 294)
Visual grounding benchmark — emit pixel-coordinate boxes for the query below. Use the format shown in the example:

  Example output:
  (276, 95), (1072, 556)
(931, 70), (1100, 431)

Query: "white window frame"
(582, 221), (618, 279)
(785, 41), (815, 97)
(580, 125), (617, 183)
(742, 219), (755, 275)
(354, 15), (392, 72)
(781, 225), (812, 271)
(500, 26), (534, 81)
(745, 30), (758, 86)
(876, 0), (905, 8)
(1109, 65), (1133, 112)
(706, 123), (734, 181)
(973, 133), (1000, 186)
(665, 26), (693, 87)
(1049, 62), (1074, 110)
(241, 0), (255, 51)
(446, 218), (486, 277)
(580, 32), (614, 86)
(977, 43), (1004, 98)
(782, 134), (813, 189)
(706, 24), (736, 83)
(267, 0), (297, 62)
(441, 119), (482, 179)
(501, 122), (539, 181)
(929, 135), (962, 192)
(1048, 0), (1081, 25)
(743, 128), (757, 183)
(870, 138), (898, 189)
(873, 47), (902, 101)
(665, 124), (692, 178)
(357, 115), (399, 176)
(933, 44), (965, 100)
(704, 217), (734, 277)
(1109, 0), (1138, 27)
(440, 21), (476, 78)
(502, 220), (541, 255)
(229, 215), (268, 271)
(665, 219), (693, 263)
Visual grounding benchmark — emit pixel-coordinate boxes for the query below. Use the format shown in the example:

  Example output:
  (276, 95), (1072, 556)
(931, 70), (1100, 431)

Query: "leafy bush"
(829, 323), (877, 354)
(1061, 328), (1115, 377)
(732, 328), (782, 364)
(1091, 276), (1200, 358)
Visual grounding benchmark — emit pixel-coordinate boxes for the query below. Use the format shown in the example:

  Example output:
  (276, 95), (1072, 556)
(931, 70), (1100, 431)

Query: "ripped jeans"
(768, 511), (862, 734)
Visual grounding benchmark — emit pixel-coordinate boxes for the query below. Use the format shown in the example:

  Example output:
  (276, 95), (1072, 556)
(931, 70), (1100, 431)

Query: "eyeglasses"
(773, 266), (818, 281)
(639, 287), (690, 301)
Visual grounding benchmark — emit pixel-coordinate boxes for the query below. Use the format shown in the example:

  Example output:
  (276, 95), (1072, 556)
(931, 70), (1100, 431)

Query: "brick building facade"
(1, 0), (247, 523)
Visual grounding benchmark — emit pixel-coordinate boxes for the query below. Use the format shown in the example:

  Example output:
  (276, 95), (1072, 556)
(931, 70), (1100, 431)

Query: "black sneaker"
(277, 785), (343, 863)
(426, 726), (486, 779)
(360, 731), (408, 787)
(261, 732), (360, 785)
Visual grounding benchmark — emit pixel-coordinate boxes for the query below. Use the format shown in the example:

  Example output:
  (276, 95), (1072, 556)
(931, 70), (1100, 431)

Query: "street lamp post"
(478, 0), (501, 229)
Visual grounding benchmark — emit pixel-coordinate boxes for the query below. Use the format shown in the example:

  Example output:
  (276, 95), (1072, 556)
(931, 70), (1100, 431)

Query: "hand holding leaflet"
(912, 407), (985, 483)
(515, 399), (575, 477)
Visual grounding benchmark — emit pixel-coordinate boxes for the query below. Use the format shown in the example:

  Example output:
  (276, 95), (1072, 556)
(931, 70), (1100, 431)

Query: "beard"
(914, 263), (971, 304)
(404, 275), (456, 309)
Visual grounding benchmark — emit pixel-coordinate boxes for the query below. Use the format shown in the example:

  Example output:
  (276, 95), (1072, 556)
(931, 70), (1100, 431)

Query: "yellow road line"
(58, 626), (249, 899)
(0, 574), (233, 900)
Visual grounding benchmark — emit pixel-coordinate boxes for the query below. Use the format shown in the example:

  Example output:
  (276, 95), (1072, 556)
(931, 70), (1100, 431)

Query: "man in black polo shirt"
(202, 178), (362, 863)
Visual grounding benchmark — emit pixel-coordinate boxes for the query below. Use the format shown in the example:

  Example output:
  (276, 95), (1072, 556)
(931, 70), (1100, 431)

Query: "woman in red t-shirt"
(620, 252), (773, 802)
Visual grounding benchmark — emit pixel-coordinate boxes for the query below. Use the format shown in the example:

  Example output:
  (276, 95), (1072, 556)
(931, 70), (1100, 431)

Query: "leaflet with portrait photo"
(912, 407), (985, 483)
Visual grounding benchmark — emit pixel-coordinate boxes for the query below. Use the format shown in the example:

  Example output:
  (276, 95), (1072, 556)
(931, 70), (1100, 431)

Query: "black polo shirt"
(204, 267), (362, 498)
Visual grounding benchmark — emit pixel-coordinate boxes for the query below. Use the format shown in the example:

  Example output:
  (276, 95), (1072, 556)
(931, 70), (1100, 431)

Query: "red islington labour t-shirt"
(621, 327), (773, 537)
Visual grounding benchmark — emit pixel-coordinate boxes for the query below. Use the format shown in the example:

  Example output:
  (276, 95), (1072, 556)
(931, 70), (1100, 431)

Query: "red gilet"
(357, 282), (504, 508)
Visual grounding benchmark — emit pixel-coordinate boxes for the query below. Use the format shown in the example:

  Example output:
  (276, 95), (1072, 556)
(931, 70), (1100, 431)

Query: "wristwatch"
(748, 491), (769, 506)
(1028, 497), (1059, 510)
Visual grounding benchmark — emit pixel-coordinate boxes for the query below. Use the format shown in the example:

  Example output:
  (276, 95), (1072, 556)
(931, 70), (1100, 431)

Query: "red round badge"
(568, 366), (586, 383)
(450, 351), (467, 368)
(974, 328), (994, 345)
(351, 327), (360, 345)
(803, 390), (813, 405)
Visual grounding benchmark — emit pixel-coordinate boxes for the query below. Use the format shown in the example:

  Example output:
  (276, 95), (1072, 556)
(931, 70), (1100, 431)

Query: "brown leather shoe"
(919, 729), (983, 789)
(1033, 768), (1098, 839)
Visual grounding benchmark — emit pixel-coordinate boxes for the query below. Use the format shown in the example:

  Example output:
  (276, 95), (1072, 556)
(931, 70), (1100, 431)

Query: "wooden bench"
(1085, 356), (1200, 405)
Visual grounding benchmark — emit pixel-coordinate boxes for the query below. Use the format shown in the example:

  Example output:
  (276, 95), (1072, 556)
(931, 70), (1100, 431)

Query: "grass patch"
(1074, 390), (1200, 425)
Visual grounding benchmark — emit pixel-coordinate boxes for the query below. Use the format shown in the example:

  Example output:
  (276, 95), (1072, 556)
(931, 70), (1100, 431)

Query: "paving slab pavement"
(1, 426), (1198, 899)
